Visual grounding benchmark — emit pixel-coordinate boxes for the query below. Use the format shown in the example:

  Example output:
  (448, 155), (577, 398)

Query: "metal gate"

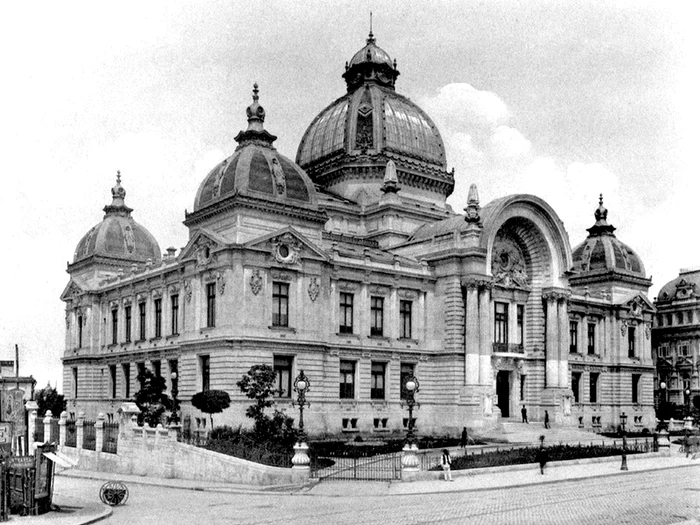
(310, 451), (402, 481)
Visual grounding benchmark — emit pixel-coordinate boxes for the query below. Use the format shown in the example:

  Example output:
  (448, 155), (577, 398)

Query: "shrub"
(191, 390), (231, 429)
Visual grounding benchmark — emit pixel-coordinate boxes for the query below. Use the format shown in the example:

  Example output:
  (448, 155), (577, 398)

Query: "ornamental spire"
(586, 193), (616, 236)
(104, 170), (133, 217)
(235, 83), (277, 147)
(464, 183), (482, 226)
(367, 12), (375, 44)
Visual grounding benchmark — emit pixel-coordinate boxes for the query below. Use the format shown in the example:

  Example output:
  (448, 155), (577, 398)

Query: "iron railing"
(33, 420), (44, 443)
(309, 449), (402, 481)
(82, 421), (96, 451)
(64, 420), (76, 448)
(102, 423), (119, 454)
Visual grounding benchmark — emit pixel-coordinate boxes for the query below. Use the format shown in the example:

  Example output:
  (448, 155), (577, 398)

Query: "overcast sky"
(2, 0), (698, 391)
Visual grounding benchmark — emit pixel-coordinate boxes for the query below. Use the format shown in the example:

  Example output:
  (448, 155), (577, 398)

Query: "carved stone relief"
(491, 237), (528, 289)
(250, 270), (263, 295)
(308, 277), (320, 301)
(272, 232), (300, 265)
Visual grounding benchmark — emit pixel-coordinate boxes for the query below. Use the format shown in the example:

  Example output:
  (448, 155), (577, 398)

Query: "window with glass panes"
(154, 298), (162, 338)
(589, 372), (599, 403)
(170, 294), (179, 335)
(494, 302), (508, 344)
(587, 323), (596, 354)
(272, 282), (289, 327)
(370, 362), (386, 399)
(571, 372), (581, 403)
(122, 363), (131, 398)
(72, 367), (78, 398)
(200, 355), (210, 391)
(206, 283), (216, 327)
(400, 362), (415, 400)
(77, 315), (83, 348)
(400, 300), (412, 339)
(516, 305), (524, 345)
(628, 326), (636, 357)
(632, 374), (641, 404)
(138, 302), (146, 340)
(569, 321), (579, 353)
(109, 365), (117, 398)
(370, 296), (384, 336)
(111, 309), (118, 344)
(153, 360), (161, 378)
(339, 360), (355, 399)
(125, 306), (132, 343)
(339, 293), (354, 334)
(274, 355), (293, 398)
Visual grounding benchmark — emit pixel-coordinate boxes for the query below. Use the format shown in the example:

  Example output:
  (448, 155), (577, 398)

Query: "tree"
(134, 369), (172, 427)
(237, 364), (297, 444)
(191, 390), (231, 429)
(35, 384), (66, 417)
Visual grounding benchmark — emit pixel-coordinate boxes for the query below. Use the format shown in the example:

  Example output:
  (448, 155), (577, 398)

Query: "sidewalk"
(16, 493), (111, 525)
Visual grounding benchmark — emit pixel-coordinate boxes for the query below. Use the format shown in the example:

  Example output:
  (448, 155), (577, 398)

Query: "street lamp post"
(291, 370), (311, 471)
(619, 412), (628, 471)
(170, 371), (180, 425)
(403, 376), (420, 445)
(659, 381), (667, 431)
(400, 375), (421, 476)
(685, 388), (691, 418)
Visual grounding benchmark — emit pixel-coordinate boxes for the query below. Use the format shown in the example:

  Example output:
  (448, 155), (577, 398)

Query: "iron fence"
(33, 420), (43, 443)
(64, 420), (76, 448)
(49, 419), (59, 443)
(102, 423), (119, 454)
(82, 421), (96, 451)
(309, 449), (402, 481)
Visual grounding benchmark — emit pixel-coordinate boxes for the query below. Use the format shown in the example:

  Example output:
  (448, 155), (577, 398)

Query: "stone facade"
(652, 268), (700, 414)
(62, 34), (656, 436)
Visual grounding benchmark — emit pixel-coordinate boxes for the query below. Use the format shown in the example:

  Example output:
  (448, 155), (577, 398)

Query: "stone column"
(95, 413), (105, 453)
(544, 293), (558, 388)
(558, 296), (570, 388)
(59, 411), (68, 446)
(43, 410), (53, 444)
(76, 411), (85, 449)
(464, 280), (479, 385)
(478, 282), (492, 386)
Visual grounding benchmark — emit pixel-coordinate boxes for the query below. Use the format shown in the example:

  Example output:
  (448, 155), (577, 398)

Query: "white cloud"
(422, 83), (510, 132)
(489, 125), (532, 160)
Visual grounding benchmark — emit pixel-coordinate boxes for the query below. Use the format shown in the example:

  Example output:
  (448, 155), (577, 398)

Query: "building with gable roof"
(61, 33), (656, 436)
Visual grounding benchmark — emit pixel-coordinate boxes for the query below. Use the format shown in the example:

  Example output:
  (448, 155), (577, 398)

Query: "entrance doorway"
(497, 371), (510, 417)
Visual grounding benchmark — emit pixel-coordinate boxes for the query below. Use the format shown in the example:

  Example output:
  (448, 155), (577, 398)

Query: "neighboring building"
(652, 268), (700, 415)
(61, 33), (656, 436)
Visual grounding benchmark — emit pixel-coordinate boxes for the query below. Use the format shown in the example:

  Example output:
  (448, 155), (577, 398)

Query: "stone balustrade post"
(43, 410), (53, 444)
(58, 411), (68, 446)
(95, 413), (105, 453)
(168, 423), (181, 442)
(657, 428), (671, 456)
(401, 443), (420, 481)
(117, 402), (141, 443)
(76, 411), (85, 450)
(26, 400), (38, 449)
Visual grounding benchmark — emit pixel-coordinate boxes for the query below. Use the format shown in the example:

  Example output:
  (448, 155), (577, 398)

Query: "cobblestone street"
(56, 465), (699, 525)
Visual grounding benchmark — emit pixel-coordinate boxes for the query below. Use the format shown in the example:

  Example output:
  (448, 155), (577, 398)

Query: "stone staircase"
(488, 420), (606, 445)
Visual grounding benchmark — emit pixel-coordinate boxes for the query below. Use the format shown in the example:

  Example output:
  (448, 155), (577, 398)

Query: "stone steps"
(491, 420), (603, 444)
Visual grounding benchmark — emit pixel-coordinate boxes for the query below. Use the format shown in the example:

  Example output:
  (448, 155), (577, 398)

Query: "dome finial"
(586, 192), (615, 236)
(464, 183), (482, 226)
(245, 82), (266, 131)
(367, 11), (375, 44)
(104, 170), (133, 218)
(252, 82), (259, 102)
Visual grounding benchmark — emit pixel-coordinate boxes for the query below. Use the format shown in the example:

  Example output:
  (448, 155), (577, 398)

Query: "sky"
(2, 0), (698, 391)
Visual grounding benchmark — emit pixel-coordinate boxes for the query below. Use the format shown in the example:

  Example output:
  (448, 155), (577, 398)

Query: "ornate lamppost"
(657, 381), (671, 455)
(170, 371), (180, 425)
(291, 370), (310, 470)
(659, 381), (667, 430)
(619, 412), (628, 471)
(401, 375), (420, 474)
(685, 387), (691, 418)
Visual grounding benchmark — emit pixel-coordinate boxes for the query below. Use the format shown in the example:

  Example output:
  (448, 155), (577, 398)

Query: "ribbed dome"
(194, 85), (317, 213)
(571, 196), (645, 277)
(657, 269), (700, 303)
(73, 173), (161, 265)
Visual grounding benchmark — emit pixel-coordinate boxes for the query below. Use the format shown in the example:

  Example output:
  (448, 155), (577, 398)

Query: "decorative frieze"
(271, 269), (293, 282)
(369, 285), (390, 296)
(398, 289), (418, 300)
(338, 281), (358, 291)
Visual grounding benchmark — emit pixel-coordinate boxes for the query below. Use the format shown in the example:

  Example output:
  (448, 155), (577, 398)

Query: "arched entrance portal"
(497, 371), (510, 417)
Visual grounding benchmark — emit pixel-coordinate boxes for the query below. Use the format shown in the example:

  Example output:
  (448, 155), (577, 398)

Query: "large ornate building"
(62, 33), (657, 436)
(652, 268), (700, 415)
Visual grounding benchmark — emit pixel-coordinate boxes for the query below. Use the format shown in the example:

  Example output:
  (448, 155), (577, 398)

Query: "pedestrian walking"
(441, 449), (454, 481)
(544, 410), (550, 429)
(460, 427), (468, 448)
(536, 435), (548, 475)
(521, 405), (528, 424)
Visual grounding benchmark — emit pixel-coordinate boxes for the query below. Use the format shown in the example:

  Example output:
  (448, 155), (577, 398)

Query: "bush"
(206, 425), (294, 468)
(191, 390), (231, 429)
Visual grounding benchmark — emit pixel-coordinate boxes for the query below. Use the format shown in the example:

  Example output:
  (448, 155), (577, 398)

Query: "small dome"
(348, 32), (394, 69)
(194, 85), (318, 213)
(74, 173), (161, 264)
(571, 195), (645, 277)
(657, 269), (700, 303)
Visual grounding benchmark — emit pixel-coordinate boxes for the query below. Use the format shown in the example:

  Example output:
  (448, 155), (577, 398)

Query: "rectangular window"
(169, 359), (178, 395)
(111, 309), (118, 345)
(632, 374), (641, 404)
(516, 305), (525, 345)
(109, 365), (117, 399)
(680, 345), (689, 357)
(370, 296), (384, 337)
(206, 283), (216, 328)
(138, 302), (146, 340)
(137, 362), (146, 386)
(153, 360), (161, 378)
(666, 313), (672, 326)
(171, 294), (179, 335)
(400, 300), (413, 339)
(122, 363), (131, 398)
(677, 312), (684, 325)
(272, 282), (289, 327)
(72, 367), (78, 398)
(589, 372), (599, 403)
(77, 315), (83, 348)
(370, 362), (386, 400)
(571, 372), (581, 403)
(587, 323), (596, 355)
(200, 355), (210, 391)
(339, 360), (355, 399)
(274, 355), (293, 398)
(400, 362), (415, 400)
(569, 321), (578, 353)
(154, 298), (162, 338)
(339, 293), (354, 334)
(520, 375), (526, 401)
(494, 302), (509, 344)
(628, 326), (636, 358)
(125, 306), (132, 343)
